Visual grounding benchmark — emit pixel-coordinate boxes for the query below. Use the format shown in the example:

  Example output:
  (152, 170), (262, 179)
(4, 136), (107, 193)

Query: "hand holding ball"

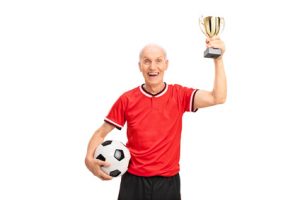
(94, 140), (131, 178)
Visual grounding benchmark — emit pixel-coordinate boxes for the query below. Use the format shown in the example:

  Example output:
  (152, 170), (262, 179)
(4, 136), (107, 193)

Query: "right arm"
(85, 122), (115, 180)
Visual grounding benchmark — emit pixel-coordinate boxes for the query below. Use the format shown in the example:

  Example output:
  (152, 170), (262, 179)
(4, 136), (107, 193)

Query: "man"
(85, 37), (227, 200)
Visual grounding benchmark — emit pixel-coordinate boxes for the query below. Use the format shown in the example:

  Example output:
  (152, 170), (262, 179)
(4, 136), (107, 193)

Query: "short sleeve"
(175, 84), (198, 113)
(104, 94), (127, 130)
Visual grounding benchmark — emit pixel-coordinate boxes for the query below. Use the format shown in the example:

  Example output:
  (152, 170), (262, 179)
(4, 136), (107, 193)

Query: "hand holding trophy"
(199, 15), (225, 58)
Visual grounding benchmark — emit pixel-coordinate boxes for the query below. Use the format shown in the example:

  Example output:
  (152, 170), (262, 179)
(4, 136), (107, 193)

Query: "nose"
(149, 62), (157, 70)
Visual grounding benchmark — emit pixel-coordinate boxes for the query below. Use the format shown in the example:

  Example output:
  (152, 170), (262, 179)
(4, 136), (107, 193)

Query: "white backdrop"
(1, 0), (300, 199)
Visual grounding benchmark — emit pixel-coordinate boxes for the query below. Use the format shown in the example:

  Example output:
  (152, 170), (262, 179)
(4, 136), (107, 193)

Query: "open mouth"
(147, 72), (159, 77)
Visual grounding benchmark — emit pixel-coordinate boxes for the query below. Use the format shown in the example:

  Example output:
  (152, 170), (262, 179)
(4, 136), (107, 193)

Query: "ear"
(138, 62), (142, 72)
(165, 59), (169, 70)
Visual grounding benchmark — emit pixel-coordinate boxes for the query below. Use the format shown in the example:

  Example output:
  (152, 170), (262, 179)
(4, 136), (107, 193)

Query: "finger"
(209, 40), (224, 48)
(98, 171), (113, 180)
(101, 175), (113, 181)
(211, 36), (220, 41)
(206, 41), (212, 48)
(208, 41), (218, 48)
(102, 161), (111, 167)
(95, 159), (111, 167)
(206, 38), (212, 48)
(93, 160), (113, 180)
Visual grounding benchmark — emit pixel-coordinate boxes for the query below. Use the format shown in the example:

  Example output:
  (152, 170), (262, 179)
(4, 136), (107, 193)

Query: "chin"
(146, 79), (163, 86)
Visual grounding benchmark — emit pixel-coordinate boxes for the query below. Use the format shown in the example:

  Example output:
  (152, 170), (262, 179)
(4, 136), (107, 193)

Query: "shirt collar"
(139, 83), (168, 98)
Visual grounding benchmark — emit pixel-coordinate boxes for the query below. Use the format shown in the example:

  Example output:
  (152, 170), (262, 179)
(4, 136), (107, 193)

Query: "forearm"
(86, 130), (105, 159)
(85, 122), (114, 180)
(212, 58), (227, 104)
(85, 123), (113, 159)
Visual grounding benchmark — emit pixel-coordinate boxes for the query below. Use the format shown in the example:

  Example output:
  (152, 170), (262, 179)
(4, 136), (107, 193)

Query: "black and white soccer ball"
(94, 140), (131, 178)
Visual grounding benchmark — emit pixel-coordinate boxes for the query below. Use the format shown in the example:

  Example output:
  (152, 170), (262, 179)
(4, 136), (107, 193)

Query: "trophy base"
(204, 47), (222, 58)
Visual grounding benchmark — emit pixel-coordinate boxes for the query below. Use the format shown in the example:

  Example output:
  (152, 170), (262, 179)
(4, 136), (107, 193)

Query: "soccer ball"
(94, 140), (131, 177)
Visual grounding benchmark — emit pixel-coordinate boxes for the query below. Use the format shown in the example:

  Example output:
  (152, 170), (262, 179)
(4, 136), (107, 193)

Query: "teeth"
(148, 72), (159, 76)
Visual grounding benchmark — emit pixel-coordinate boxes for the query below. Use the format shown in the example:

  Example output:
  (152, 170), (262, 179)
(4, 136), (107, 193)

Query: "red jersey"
(104, 83), (198, 176)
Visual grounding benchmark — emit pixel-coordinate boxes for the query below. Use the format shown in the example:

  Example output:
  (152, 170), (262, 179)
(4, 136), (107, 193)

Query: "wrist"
(85, 153), (95, 162)
(85, 155), (95, 167)
(214, 56), (223, 64)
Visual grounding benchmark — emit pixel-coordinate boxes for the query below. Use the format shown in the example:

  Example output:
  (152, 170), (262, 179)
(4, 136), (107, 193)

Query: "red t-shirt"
(104, 83), (198, 177)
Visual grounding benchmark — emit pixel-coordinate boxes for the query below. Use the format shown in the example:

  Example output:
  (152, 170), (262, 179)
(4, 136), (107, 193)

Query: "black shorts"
(118, 172), (181, 200)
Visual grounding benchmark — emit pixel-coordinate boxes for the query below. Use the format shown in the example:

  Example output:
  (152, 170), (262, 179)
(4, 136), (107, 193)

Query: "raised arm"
(194, 37), (227, 109)
(85, 122), (115, 180)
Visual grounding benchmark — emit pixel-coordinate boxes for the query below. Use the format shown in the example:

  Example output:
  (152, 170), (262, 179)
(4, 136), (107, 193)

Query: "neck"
(143, 82), (165, 95)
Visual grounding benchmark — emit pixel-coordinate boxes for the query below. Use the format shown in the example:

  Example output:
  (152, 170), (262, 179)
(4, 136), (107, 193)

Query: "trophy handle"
(219, 17), (225, 35)
(198, 16), (208, 37)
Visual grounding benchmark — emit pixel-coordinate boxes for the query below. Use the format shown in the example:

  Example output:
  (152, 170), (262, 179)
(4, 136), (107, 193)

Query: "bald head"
(139, 44), (167, 61)
(138, 44), (168, 91)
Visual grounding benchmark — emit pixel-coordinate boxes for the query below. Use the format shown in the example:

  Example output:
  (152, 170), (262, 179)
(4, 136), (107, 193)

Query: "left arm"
(193, 37), (227, 109)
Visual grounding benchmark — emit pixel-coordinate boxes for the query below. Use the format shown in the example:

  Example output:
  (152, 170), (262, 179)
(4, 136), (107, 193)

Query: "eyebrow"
(142, 56), (164, 60)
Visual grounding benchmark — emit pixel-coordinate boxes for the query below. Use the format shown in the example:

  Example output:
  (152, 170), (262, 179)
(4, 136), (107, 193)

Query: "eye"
(143, 59), (151, 65)
(156, 59), (162, 63)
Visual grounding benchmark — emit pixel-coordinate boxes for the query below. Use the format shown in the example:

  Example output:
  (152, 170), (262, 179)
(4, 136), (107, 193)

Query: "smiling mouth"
(148, 72), (159, 77)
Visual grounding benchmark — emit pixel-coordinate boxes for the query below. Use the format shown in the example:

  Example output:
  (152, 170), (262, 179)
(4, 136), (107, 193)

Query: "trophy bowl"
(199, 16), (225, 58)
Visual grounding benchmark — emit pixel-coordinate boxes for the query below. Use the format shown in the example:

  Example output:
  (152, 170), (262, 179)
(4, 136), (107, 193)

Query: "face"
(139, 45), (168, 87)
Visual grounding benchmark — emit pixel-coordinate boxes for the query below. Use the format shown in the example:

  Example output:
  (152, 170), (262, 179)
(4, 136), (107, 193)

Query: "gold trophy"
(199, 15), (225, 58)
